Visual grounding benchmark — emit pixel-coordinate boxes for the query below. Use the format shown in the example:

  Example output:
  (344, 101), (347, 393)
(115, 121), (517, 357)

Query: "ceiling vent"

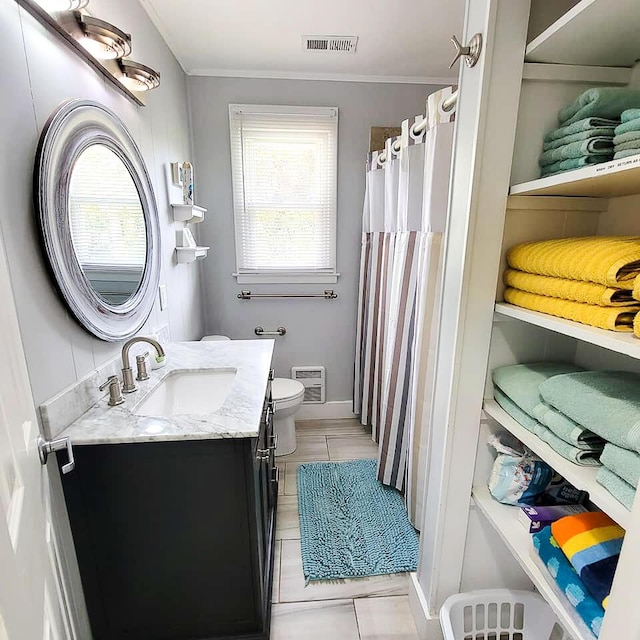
(302, 35), (358, 54)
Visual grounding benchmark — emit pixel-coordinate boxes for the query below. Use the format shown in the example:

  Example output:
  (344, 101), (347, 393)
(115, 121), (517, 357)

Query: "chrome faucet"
(121, 336), (165, 393)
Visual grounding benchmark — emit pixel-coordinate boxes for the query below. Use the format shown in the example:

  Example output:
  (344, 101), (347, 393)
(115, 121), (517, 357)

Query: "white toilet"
(201, 335), (305, 456)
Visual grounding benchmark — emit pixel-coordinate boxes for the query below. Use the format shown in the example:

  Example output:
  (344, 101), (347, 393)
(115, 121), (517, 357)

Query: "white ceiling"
(139, 0), (465, 83)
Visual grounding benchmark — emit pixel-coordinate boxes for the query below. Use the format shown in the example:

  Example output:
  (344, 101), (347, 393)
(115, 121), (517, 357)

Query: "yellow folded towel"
(507, 237), (640, 289)
(635, 312), (640, 338)
(633, 274), (640, 302)
(504, 269), (635, 307)
(504, 288), (640, 331)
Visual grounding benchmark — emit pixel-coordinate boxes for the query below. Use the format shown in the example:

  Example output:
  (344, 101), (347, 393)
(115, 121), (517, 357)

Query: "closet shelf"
(510, 156), (640, 198)
(473, 485), (598, 640)
(525, 0), (640, 67)
(175, 246), (209, 263)
(171, 204), (206, 223)
(483, 398), (629, 527)
(494, 303), (640, 361)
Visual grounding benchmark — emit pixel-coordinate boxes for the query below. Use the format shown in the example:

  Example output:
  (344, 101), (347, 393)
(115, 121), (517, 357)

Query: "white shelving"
(494, 303), (640, 361)
(483, 398), (630, 527)
(525, 0), (640, 67)
(175, 246), (209, 263)
(510, 155), (640, 198)
(171, 204), (206, 223)
(473, 485), (598, 640)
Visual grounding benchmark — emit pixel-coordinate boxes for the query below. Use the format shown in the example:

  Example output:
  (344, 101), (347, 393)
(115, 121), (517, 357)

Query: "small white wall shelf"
(175, 246), (209, 263)
(171, 204), (206, 223)
(473, 485), (598, 640)
(525, 0), (640, 67)
(483, 398), (630, 527)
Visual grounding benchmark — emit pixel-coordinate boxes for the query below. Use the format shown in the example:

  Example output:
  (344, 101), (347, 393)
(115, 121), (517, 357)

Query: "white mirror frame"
(35, 99), (161, 342)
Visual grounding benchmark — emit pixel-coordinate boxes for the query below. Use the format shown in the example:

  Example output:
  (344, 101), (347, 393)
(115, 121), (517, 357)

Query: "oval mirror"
(35, 99), (161, 341)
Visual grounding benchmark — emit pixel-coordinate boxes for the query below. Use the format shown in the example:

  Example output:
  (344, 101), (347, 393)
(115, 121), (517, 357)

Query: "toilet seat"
(271, 378), (305, 410)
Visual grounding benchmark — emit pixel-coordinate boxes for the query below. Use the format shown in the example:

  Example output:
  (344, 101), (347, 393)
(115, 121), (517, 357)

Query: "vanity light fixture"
(118, 60), (161, 92)
(75, 12), (131, 60)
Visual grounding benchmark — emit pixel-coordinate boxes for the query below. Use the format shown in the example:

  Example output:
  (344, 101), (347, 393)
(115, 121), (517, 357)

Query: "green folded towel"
(613, 131), (640, 146)
(596, 467), (636, 510)
(559, 88), (640, 126)
(532, 402), (605, 450)
(613, 149), (640, 160)
(494, 389), (601, 466)
(539, 138), (614, 167)
(614, 139), (640, 152)
(621, 108), (640, 123)
(541, 155), (612, 177)
(614, 117), (640, 136)
(543, 128), (616, 151)
(544, 117), (619, 143)
(492, 363), (583, 415)
(600, 443), (640, 489)
(539, 371), (640, 454)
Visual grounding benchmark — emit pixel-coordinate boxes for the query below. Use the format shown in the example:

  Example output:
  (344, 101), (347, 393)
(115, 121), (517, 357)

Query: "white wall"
(187, 77), (439, 401)
(0, 0), (205, 408)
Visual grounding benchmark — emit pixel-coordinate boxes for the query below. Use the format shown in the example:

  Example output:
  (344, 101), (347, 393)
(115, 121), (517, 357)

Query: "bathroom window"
(229, 104), (338, 283)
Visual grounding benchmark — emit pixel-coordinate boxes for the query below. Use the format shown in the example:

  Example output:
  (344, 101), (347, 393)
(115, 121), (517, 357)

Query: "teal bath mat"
(297, 459), (419, 581)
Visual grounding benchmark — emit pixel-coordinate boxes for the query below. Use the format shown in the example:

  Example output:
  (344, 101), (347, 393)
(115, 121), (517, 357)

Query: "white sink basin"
(134, 369), (237, 418)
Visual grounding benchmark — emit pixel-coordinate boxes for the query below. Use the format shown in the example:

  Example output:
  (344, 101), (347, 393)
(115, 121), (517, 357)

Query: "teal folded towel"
(541, 155), (611, 177)
(558, 88), (640, 126)
(600, 443), (640, 488)
(539, 138), (614, 167)
(494, 389), (601, 466)
(492, 363), (583, 415)
(621, 108), (640, 123)
(543, 128), (616, 151)
(539, 371), (640, 453)
(614, 149), (640, 160)
(544, 117), (619, 143)
(614, 139), (640, 152)
(532, 402), (605, 450)
(614, 117), (640, 136)
(613, 131), (640, 146)
(596, 467), (636, 510)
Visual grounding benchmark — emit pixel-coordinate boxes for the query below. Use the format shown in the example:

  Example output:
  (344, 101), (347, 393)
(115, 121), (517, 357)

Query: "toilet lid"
(272, 378), (305, 401)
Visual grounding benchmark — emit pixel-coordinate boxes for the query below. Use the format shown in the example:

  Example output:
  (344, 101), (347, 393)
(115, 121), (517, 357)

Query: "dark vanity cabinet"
(59, 377), (277, 640)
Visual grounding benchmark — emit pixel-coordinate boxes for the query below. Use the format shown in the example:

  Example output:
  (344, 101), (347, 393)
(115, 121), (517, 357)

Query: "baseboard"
(409, 573), (443, 640)
(295, 400), (356, 421)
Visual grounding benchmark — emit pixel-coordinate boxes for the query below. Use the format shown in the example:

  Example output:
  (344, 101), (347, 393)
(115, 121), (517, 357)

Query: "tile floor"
(270, 418), (419, 640)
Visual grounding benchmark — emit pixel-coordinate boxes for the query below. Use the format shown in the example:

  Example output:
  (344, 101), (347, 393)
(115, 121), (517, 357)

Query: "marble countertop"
(57, 340), (274, 445)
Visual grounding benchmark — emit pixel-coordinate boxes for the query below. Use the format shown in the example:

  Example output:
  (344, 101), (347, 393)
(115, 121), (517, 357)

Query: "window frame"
(228, 103), (339, 284)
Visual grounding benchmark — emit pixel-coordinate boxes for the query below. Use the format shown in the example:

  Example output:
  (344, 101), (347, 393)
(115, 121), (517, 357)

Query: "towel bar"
(255, 326), (286, 336)
(238, 290), (337, 300)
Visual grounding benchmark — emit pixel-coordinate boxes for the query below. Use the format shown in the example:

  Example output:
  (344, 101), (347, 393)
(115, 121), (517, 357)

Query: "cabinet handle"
(269, 433), (278, 452)
(271, 466), (280, 484)
(37, 435), (75, 474)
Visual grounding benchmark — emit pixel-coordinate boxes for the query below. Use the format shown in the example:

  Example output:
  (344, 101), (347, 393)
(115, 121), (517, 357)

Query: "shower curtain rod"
(377, 89), (458, 165)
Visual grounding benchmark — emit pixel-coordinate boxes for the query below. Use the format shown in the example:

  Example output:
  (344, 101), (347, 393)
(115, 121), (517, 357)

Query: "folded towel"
(543, 128), (616, 152)
(532, 527), (604, 637)
(635, 310), (640, 338)
(504, 288), (639, 331)
(600, 443), (640, 489)
(539, 371), (640, 453)
(613, 149), (640, 160)
(506, 236), (640, 289)
(494, 389), (601, 466)
(532, 402), (605, 450)
(558, 88), (640, 126)
(613, 139), (640, 152)
(621, 108), (640, 123)
(541, 155), (611, 177)
(544, 117), (619, 143)
(597, 467), (636, 511)
(492, 362), (583, 415)
(613, 130), (640, 146)
(552, 512), (624, 610)
(504, 269), (636, 307)
(539, 138), (614, 167)
(613, 116), (640, 136)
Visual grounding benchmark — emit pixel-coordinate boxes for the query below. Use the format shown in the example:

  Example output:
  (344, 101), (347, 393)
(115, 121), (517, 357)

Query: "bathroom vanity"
(51, 341), (277, 640)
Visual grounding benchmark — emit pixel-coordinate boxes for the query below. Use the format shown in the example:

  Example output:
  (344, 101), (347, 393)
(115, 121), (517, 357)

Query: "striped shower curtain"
(354, 87), (455, 527)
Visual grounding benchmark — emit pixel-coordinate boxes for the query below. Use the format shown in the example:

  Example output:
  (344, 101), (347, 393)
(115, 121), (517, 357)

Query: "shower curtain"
(354, 87), (455, 528)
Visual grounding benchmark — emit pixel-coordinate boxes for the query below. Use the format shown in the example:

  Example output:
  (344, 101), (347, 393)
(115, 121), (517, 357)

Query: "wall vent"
(302, 36), (358, 54)
(291, 366), (326, 404)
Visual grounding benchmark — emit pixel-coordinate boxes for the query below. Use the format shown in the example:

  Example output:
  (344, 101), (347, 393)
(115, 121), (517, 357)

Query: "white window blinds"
(229, 105), (338, 280)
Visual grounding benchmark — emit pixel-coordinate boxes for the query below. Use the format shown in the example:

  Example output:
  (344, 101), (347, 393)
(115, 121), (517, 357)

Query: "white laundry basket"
(440, 589), (568, 640)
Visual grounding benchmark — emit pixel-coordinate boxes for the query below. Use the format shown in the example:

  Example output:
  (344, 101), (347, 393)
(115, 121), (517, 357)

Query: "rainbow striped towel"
(551, 511), (624, 609)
